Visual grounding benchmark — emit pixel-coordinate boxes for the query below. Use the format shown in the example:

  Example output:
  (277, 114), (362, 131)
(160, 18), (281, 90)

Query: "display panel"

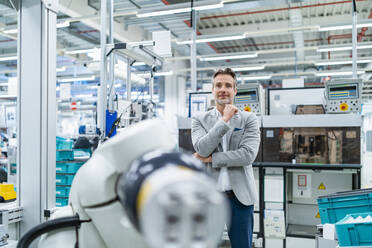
(235, 89), (258, 103)
(328, 84), (358, 100)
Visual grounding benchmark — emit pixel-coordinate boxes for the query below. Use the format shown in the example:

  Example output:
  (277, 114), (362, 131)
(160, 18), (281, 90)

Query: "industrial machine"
(324, 79), (362, 114)
(18, 120), (228, 248)
(235, 83), (265, 115)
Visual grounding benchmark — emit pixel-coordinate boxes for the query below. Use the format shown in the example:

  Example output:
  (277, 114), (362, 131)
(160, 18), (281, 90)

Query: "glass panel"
(262, 127), (360, 164)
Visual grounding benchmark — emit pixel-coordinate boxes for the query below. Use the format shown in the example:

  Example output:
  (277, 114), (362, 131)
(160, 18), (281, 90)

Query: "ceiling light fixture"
(315, 71), (365, 77)
(319, 21), (372, 31)
(56, 66), (67, 72)
(232, 65), (265, 71)
(3, 21), (70, 34)
(58, 76), (96, 83)
(155, 71), (173, 76)
(136, 71), (173, 78)
(316, 59), (372, 66)
(56, 21), (71, 28)
(199, 52), (257, 61)
(0, 56), (17, 61)
(137, 1), (223, 18)
(317, 42), (372, 52)
(132, 62), (146, 66)
(65, 48), (98, 55)
(237, 75), (272, 81)
(177, 34), (245, 45)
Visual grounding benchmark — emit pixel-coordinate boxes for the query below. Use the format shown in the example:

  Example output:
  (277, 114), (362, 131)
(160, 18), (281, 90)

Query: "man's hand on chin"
(193, 153), (212, 163)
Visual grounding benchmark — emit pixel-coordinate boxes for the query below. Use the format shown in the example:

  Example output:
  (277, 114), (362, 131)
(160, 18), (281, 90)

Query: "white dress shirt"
(215, 108), (232, 192)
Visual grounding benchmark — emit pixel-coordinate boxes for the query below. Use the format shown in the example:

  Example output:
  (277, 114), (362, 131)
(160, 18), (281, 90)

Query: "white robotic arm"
(18, 120), (228, 248)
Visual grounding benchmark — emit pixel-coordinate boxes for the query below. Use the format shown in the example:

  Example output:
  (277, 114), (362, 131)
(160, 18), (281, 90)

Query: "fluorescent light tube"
(317, 43), (372, 52)
(155, 71), (173, 76)
(200, 53), (257, 61)
(56, 21), (70, 28)
(237, 75), (271, 81)
(136, 71), (173, 78)
(56, 66), (66, 72)
(193, 3), (223, 11)
(58, 76), (96, 83)
(132, 62), (146, 66)
(232, 65), (265, 71)
(137, 1), (223, 18)
(137, 7), (191, 18)
(177, 34), (245, 45)
(316, 59), (372, 66)
(315, 71), (365, 77)
(3, 29), (17, 34)
(3, 21), (70, 34)
(66, 48), (98, 55)
(0, 56), (17, 61)
(319, 22), (372, 31)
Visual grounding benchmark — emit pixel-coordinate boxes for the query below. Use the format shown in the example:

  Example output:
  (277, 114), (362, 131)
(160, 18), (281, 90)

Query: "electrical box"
(324, 79), (362, 114)
(235, 83), (265, 115)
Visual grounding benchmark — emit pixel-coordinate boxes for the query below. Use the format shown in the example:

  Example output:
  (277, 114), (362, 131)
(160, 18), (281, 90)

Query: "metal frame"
(17, 0), (57, 236)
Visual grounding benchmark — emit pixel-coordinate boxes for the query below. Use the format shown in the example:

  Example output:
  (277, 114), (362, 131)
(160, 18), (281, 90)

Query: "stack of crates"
(317, 189), (372, 247)
(317, 189), (372, 224)
(56, 137), (91, 207)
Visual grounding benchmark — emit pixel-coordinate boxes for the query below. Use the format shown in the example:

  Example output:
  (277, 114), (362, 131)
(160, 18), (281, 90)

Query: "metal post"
(352, 1), (358, 79)
(190, 10), (197, 92)
(98, 0), (107, 135)
(126, 58), (131, 102)
(18, 0), (57, 237)
(108, 0), (115, 110)
(150, 77), (154, 101)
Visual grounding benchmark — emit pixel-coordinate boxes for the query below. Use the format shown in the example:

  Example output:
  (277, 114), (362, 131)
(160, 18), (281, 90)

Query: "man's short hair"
(212, 68), (237, 88)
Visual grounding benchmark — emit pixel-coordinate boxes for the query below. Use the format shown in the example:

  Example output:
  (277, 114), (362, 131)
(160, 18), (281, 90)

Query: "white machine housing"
(38, 120), (228, 248)
(324, 78), (362, 114)
(235, 83), (265, 115)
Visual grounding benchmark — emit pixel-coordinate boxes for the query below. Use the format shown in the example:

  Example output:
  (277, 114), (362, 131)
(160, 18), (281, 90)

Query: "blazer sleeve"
(191, 114), (230, 157)
(211, 113), (260, 168)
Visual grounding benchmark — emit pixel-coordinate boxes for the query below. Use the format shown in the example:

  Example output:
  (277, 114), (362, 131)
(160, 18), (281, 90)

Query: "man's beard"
(216, 98), (232, 105)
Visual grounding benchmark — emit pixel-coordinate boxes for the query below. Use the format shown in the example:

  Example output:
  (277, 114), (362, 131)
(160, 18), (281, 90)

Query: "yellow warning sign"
(318, 183), (326, 190)
(315, 212), (320, 218)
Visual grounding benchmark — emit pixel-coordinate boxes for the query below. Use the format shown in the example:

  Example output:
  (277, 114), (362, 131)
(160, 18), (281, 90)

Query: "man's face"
(212, 74), (237, 105)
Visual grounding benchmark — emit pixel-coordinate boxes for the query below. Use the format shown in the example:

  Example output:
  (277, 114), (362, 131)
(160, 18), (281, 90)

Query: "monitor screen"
(235, 89), (258, 103)
(328, 84), (358, 100)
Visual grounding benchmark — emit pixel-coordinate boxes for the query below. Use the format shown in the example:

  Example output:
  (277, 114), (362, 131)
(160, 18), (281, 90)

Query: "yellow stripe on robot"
(136, 180), (153, 214)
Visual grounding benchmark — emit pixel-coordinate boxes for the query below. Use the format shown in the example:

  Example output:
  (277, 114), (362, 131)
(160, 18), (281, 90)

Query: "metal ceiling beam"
(59, 0), (153, 65)
(60, 29), (99, 45)
(199, 15), (365, 36)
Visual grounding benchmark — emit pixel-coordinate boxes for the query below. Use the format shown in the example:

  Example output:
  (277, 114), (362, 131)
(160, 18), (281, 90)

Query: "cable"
(17, 215), (89, 248)
(190, 0), (194, 27)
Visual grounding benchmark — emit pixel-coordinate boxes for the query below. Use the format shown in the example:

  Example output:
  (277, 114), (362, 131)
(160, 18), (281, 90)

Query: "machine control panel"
(235, 84), (265, 115)
(324, 79), (362, 114)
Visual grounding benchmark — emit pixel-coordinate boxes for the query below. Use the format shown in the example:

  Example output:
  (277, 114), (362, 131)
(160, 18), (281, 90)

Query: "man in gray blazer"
(191, 68), (260, 248)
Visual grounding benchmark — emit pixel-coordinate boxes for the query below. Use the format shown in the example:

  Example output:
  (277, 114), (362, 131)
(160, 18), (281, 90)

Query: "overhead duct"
(289, 8), (305, 62)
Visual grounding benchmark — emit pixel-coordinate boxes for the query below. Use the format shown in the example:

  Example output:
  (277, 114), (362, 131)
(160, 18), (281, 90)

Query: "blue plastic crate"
(56, 174), (75, 186)
(56, 137), (74, 150)
(336, 212), (372, 247)
(56, 150), (74, 162)
(56, 186), (70, 198)
(317, 189), (372, 224)
(56, 162), (84, 174)
(56, 197), (68, 207)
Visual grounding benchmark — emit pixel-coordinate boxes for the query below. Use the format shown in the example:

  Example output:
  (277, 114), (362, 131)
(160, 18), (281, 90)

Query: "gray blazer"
(191, 109), (260, 206)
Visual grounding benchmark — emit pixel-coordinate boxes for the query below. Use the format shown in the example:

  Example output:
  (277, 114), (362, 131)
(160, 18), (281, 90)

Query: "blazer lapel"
(226, 112), (241, 150)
